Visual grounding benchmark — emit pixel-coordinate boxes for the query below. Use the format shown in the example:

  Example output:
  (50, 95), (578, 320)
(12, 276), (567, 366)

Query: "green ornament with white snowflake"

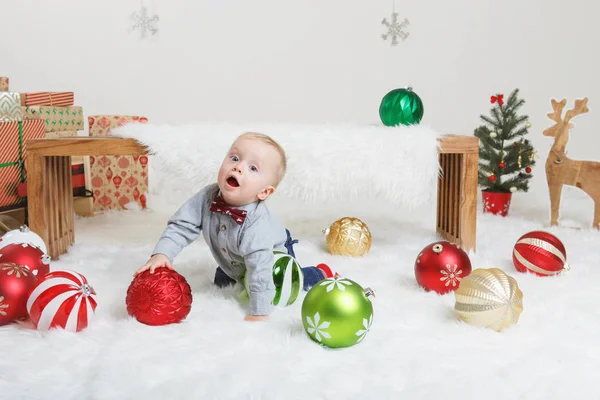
(301, 277), (375, 349)
(243, 250), (304, 307)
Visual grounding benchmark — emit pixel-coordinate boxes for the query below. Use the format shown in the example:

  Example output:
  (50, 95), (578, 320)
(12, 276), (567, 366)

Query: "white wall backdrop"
(1, 0), (598, 203)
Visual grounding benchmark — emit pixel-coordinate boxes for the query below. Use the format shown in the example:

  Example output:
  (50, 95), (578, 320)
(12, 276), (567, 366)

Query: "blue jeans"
(214, 229), (324, 290)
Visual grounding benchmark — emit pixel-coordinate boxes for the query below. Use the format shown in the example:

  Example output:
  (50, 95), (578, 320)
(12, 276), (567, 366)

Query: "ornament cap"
(80, 283), (95, 297)
(19, 225), (30, 233)
(322, 228), (330, 236)
(364, 287), (376, 298)
(563, 263), (571, 271)
(406, 85), (413, 91)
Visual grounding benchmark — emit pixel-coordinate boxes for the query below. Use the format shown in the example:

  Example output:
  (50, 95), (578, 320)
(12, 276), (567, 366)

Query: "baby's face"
(217, 137), (281, 206)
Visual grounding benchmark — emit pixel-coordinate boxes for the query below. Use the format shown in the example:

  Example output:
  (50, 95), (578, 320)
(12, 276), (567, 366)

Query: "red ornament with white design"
(0, 242), (51, 278)
(126, 267), (193, 326)
(0, 263), (38, 325)
(414, 241), (472, 294)
(512, 231), (568, 276)
(0, 225), (47, 254)
(27, 270), (97, 332)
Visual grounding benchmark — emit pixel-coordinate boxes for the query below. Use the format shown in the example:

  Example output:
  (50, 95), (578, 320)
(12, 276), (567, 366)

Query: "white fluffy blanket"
(113, 122), (442, 213)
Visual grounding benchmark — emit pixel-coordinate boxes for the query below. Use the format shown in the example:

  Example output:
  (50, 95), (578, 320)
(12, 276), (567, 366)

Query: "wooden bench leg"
(459, 152), (478, 253)
(27, 153), (74, 260)
(436, 151), (477, 253)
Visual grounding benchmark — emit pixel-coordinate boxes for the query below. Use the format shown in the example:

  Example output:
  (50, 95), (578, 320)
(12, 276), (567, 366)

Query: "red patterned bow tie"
(209, 195), (248, 225)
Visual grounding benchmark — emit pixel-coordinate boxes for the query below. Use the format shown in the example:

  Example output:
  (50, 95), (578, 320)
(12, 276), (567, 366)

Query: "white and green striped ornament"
(244, 250), (304, 307)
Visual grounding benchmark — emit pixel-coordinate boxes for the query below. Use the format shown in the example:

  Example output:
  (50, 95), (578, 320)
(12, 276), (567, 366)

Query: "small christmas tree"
(474, 88), (536, 193)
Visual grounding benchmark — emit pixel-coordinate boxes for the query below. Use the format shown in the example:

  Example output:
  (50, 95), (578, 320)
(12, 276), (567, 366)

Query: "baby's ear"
(257, 185), (275, 201)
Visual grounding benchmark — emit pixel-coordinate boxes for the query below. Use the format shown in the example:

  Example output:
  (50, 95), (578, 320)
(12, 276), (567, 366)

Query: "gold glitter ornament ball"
(454, 268), (523, 332)
(323, 217), (372, 257)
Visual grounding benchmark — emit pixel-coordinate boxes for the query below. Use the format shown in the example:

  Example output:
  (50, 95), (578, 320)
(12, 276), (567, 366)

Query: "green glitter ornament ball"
(379, 86), (424, 126)
(301, 277), (375, 349)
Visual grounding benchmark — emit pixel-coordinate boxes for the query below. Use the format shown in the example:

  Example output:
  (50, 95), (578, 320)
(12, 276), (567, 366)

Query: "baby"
(135, 132), (335, 321)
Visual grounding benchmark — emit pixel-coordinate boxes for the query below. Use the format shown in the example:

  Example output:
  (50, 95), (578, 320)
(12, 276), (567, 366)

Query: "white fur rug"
(112, 122), (442, 214)
(1, 187), (599, 399)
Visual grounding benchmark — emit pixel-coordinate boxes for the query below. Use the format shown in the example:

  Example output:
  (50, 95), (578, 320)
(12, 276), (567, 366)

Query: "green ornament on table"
(379, 86), (424, 126)
(243, 250), (304, 307)
(301, 277), (375, 349)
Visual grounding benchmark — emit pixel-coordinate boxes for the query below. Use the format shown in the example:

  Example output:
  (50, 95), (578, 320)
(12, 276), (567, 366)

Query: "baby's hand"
(134, 254), (174, 277)
(244, 314), (269, 322)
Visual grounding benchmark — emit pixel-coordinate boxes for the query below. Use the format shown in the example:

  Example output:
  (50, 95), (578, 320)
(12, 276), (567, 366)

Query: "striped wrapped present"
(0, 119), (45, 207)
(0, 92), (23, 121)
(20, 92), (75, 107)
(0, 77), (8, 91)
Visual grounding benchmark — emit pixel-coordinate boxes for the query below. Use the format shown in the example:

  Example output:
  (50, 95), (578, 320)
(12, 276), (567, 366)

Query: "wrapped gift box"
(88, 115), (149, 211)
(23, 105), (84, 132)
(88, 115), (148, 136)
(0, 77), (8, 91)
(20, 92), (75, 107)
(0, 92), (23, 121)
(0, 119), (45, 207)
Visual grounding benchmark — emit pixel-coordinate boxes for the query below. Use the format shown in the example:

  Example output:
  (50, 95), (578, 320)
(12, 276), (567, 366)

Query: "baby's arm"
(239, 218), (277, 320)
(137, 187), (209, 275)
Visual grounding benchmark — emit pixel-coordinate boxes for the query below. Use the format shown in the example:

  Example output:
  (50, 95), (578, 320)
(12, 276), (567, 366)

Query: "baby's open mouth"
(227, 176), (240, 187)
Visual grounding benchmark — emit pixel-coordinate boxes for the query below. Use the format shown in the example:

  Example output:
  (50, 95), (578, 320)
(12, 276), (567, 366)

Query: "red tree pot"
(482, 190), (512, 217)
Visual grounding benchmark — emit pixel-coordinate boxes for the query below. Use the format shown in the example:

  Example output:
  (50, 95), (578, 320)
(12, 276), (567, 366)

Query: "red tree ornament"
(27, 270), (97, 332)
(525, 167), (532, 173)
(488, 174), (496, 182)
(414, 241), (472, 294)
(512, 231), (568, 276)
(126, 267), (193, 326)
(499, 161), (506, 169)
(0, 243), (51, 278)
(0, 263), (38, 325)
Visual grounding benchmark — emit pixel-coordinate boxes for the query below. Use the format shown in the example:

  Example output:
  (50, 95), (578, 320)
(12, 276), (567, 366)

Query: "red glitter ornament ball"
(525, 167), (532, 173)
(0, 243), (51, 278)
(0, 263), (37, 325)
(499, 161), (506, 169)
(488, 174), (496, 182)
(126, 267), (193, 326)
(512, 231), (568, 276)
(414, 241), (472, 294)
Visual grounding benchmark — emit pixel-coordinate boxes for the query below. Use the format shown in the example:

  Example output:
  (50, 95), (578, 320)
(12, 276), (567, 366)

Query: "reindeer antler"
(547, 99), (567, 122)
(564, 97), (589, 122)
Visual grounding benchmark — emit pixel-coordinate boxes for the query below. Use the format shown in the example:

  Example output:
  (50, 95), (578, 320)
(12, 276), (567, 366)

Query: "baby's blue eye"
(231, 156), (239, 162)
(250, 166), (258, 172)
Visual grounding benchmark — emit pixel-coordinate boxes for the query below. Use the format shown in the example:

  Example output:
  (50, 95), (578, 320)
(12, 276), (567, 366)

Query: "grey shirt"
(152, 183), (288, 315)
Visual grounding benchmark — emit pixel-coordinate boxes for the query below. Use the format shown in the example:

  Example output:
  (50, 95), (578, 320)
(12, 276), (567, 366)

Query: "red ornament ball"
(525, 167), (532, 173)
(414, 241), (472, 294)
(488, 174), (496, 182)
(0, 243), (51, 278)
(513, 231), (568, 276)
(27, 270), (97, 332)
(0, 262), (38, 325)
(499, 161), (506, 169)
(126, 267), (193, 326)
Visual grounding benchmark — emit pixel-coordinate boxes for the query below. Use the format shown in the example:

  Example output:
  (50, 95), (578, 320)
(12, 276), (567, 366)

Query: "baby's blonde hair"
(237, 132), (287, 187)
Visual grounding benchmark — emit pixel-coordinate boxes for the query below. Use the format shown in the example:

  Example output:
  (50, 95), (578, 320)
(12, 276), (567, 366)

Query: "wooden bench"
(26, 136), (478, 260)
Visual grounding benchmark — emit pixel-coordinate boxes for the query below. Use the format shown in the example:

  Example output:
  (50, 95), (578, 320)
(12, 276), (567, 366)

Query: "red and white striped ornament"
(26, 270), (97, 332)
(512, 231), (568, 277)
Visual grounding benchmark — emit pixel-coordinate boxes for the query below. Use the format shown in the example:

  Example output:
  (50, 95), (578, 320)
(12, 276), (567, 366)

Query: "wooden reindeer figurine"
(543, 97), (600, 229)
